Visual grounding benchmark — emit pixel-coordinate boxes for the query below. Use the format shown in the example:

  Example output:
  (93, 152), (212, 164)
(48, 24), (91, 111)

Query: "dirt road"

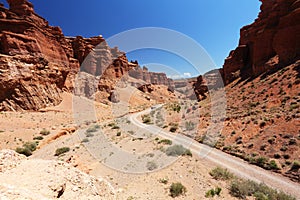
(129, 107), (300, 199)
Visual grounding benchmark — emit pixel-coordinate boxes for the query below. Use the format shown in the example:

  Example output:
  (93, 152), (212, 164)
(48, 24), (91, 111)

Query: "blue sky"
(1, 0), (261, 77)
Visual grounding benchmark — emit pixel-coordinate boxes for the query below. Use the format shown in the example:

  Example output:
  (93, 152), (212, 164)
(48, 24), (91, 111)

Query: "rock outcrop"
(129, 66), (174, 91)
(0, 150), (115, 199)
(223, 0), (300, 84)
(0, 0), (137, 111)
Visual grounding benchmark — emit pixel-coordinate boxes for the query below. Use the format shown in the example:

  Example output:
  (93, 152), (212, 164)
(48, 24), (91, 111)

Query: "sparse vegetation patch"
(54, 147), (70, 156)
(169, 182), (186, 198)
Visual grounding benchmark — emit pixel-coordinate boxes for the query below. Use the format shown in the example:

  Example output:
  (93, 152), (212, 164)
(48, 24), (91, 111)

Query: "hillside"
(195, 0), (300, 182)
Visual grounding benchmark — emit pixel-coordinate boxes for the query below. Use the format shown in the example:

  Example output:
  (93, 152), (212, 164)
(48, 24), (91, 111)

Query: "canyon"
(0, 0), (173, 111)
(0, 0), (299, 199)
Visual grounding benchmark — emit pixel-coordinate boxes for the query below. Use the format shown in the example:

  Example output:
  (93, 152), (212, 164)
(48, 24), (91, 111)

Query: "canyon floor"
(1, 84), (299, 199)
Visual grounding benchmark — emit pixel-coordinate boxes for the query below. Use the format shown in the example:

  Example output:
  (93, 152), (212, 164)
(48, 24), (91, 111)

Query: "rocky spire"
(7, 0), (34, 16)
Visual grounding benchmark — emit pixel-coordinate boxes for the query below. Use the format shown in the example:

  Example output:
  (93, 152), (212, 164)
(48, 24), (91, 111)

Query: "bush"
(85, 132), (94, 137)
(111, 125), (120, 129)
(205, 187), (222, 198)
(209, 167), (234, 180)
(165, 145), (192, 157)
(229, 179), (260, 199)
(40, 129), (50, 136)
(108, 122), (116, 127)
(169, 103), (181, 113)
(142, 114), (151, 124)
(159, 177), (169, 184)
(33, 136), (44, 140)
(146, 161), (158, 171)
(116, 132), (121, 136)
(256, 156), (268, 168)
(169, 123), (178, 133)
(81, 138), (89, 143)
(86, 124), (100, 133)
(169, 126), (178, 133)
(288, 138), (297, 145)
(169, 182), (186, 198)
(267, 160), (280, 170)
(259, 121), (266, 128)
(229, 179), (296, 200)
(158, 139), (172, 145)
(23, 142), (37, 152)
(291, 160), (300, 171)
(55, 147), (70, 156)
(16, 147), (32, 157)
(15, 141), (38, 157)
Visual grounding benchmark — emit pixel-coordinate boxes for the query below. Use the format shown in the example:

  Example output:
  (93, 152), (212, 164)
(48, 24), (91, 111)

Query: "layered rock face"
(223, 0), (300, 84)
(0, 1), (72, 111)
(129, 66), (174, 91)
(0, 0), (136, 111)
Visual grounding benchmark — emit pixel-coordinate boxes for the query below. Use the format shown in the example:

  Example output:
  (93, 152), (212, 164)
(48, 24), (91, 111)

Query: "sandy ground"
(0, 89), (237, 199)
(1, 83), (298, 199)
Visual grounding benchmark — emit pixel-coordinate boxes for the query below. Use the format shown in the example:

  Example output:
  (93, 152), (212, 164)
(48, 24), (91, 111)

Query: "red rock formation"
(129, 66), (174, 91)
(190, 69), (224, 100)
(0, 0), (137, 111)
(223, 0), (300, 84)
(7, 0), (34, 16)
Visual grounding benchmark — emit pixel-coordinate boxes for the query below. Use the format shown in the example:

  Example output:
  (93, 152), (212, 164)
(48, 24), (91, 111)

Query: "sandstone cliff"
(223, 0), (300, 84)
(0, 0), (137, 111)
(129, 65), (174, 91)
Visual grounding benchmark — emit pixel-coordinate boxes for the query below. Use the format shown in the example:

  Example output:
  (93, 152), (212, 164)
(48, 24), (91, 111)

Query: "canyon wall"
(129, 66), (174, 91)
(223, 0), (300, 84)
(0, 0), (136, 111)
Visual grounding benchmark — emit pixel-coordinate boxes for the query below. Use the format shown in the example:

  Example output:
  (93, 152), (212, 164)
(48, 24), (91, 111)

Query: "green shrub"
(108, 122), (116, 127)
(111, 125), (120, 129)
(229, 179), (296, 200)
(229, 179), (259, 198)
(142, 114), (151, 124)
(158, 139), (172, 145)
(291, 160), (300, 171)
(169, 126), (178, 132)
(159, 177), (169, 184)
(169, 182), (186, 197)
(146, 161), (158, 171)
(169, 123), (178, 133)
(205, 189), (215, 198)
(16, 147), (32, 157)
(33, 136), (44, 140)
(40, 129), (50, 136)
(85, 132), (94, 137)
(267, 160), (280, 170)
(15, 141), (38, 157)
(256, 156), (268, 168)
(259, 121), (266, 128)
(215, 187), (222, 196)
(288, 138), (297, 145)
(165, 145), (192, 157)
(81, 138), (89, 143)
(23, 142), (37, 152)
(55, 147), (70, 156)
(205, 187), (222, 198)
(209, 167), (234, 180)
(86, 124), (100, 133)
(116, 132), (121, 136)
(169, 103), (181, 113)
